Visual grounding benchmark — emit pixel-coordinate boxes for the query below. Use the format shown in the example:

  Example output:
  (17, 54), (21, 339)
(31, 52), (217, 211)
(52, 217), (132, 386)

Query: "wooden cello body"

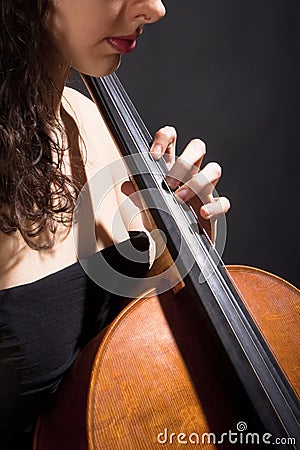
(34, 75), (299, 449)
(34, 266), (299, 449)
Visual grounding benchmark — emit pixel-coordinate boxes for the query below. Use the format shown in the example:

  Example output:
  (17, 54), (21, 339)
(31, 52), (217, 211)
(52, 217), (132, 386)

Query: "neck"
(52, 68), (71, 117)
(47, 47), (72, 117)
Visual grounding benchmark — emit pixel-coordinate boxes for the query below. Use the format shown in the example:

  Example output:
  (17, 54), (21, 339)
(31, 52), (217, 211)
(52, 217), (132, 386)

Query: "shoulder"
(62, 86), (103, 132)
(62, 86), (97, 114)
(62, 86), (121, 166)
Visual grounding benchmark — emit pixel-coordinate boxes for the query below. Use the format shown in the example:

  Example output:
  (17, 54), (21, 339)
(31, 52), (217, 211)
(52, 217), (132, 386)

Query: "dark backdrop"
(69, 0), (300, 288)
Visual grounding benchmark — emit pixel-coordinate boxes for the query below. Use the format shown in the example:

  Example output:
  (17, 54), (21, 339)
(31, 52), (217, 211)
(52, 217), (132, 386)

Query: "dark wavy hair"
(0, 0), (79, 250)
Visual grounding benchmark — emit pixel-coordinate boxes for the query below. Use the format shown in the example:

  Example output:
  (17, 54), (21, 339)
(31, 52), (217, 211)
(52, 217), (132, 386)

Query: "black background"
(70, 0), (300, 288)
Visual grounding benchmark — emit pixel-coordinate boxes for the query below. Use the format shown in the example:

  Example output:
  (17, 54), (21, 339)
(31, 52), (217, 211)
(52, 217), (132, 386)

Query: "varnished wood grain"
(34, 266), (299, 449)
(226, 265), (300, 398)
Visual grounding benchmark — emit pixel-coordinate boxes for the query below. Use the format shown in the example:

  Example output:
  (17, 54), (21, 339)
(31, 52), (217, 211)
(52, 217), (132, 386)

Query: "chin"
(76, 55), (121, 78)
(103, 57), (122, 76)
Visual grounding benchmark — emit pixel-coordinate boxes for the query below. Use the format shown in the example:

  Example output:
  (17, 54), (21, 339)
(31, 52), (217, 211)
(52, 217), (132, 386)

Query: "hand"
(122, 126), (230, 240)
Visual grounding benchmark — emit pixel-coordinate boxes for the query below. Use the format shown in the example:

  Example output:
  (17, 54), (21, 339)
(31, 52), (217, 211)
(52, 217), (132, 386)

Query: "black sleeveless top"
(0, 231), (149, 449)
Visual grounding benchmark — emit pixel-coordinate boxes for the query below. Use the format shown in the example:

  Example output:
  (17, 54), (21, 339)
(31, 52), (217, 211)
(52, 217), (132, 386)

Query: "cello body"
(34, 265), (299, 449)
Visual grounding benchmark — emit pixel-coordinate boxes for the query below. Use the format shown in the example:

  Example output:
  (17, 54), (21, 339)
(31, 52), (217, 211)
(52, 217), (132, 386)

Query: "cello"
(34, 73), (300, 449)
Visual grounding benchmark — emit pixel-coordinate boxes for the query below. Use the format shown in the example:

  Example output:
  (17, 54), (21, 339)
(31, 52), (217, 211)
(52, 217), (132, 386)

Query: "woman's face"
(47, 0), (166, 77)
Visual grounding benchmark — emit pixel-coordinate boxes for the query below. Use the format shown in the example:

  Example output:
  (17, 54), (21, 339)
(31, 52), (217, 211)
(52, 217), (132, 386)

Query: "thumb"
(121, 180), (144, 210)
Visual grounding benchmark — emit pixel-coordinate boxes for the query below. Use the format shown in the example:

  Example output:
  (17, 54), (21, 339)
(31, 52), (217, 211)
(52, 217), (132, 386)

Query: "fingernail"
(151, 144), (162, 160)
(202, 204), (214, 219)
(175, 187), (190, 201)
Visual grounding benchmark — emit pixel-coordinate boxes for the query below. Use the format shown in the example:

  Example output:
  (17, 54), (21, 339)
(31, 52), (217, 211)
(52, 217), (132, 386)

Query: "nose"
(132, 0), (166, 25)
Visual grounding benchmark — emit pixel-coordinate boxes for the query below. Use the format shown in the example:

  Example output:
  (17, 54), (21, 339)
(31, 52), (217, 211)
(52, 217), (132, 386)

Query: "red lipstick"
(107, 37), (137, 54)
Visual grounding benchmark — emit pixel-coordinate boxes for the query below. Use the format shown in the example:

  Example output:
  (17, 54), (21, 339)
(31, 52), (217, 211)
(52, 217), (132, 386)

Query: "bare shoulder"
(62, 86), (121, 166)
(62, 86), (99, 124)
(61, 87), (145, 245)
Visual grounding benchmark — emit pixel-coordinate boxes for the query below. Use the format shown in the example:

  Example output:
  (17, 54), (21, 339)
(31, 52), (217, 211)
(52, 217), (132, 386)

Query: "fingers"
(174, 161), (230, 221)
(165, 139), (206, 189)
(150, 128), (207, 187)
(150, 128), (231, 227)
(150, 126), (177, 166)
(175, 161), (222, 204)
(200, 196), (231, 220)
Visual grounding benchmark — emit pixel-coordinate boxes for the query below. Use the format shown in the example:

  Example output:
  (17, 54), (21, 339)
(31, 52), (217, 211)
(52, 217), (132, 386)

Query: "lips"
(107, 37), (137, 54)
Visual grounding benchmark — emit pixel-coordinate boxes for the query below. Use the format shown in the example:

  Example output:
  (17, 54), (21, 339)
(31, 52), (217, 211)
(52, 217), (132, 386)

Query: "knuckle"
(177, 156), (194, 172)
(161, 125), (177, 140)
(208, 162), (222, 179)
(223, 196), (231, 211)
(217, 196), (231, 213)
(191, 138), (206, 156)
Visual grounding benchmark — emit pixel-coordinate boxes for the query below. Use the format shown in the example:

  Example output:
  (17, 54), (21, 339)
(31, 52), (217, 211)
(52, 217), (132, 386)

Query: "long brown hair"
(0, 0), (78, 250)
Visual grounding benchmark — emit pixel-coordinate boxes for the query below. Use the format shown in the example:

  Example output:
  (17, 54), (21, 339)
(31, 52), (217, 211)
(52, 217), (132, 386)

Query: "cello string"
(109, 74), (229, 272)
(102, 75), (260, 326)
(102, 75), (214, 258)
(109, 73), (255, 306)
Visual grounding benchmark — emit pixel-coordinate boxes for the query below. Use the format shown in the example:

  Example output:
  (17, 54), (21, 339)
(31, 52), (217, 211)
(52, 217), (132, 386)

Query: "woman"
(0, 1), (230, 448)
